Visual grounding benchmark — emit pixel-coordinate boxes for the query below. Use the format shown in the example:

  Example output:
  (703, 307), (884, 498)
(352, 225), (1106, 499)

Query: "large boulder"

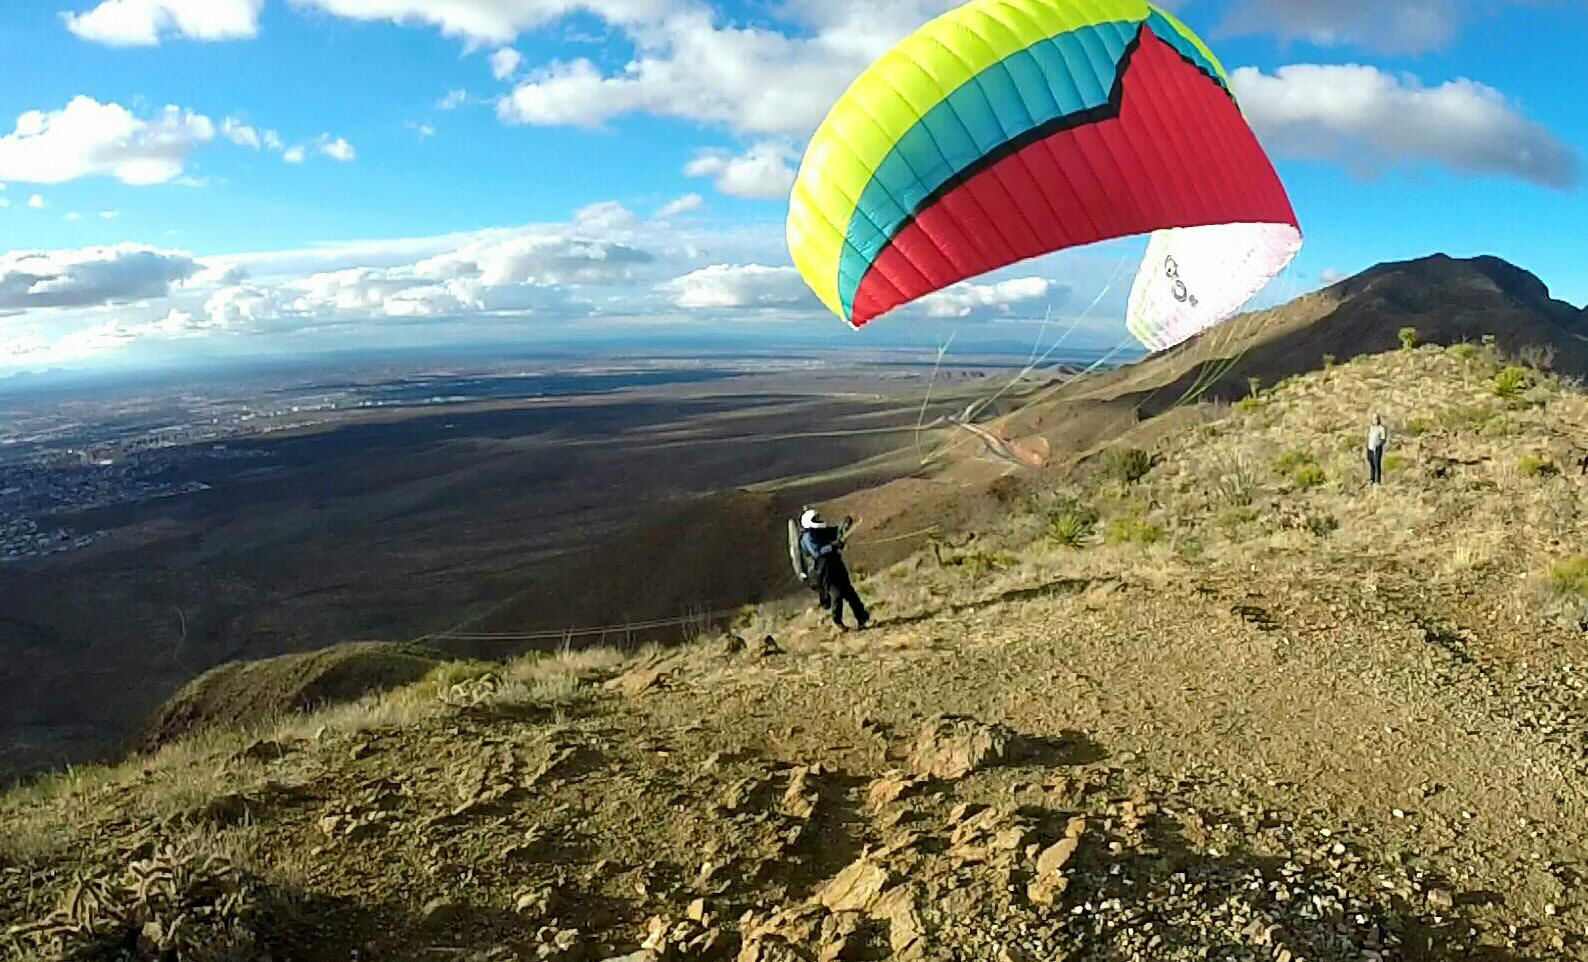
(906, 715), (1014, 780)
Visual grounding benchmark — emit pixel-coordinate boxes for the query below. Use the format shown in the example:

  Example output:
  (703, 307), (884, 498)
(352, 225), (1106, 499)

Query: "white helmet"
(800, 509), (823, 529)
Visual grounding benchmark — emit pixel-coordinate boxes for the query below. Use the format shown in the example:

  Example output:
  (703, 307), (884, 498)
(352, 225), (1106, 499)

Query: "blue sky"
(0, 0), (1584, 372)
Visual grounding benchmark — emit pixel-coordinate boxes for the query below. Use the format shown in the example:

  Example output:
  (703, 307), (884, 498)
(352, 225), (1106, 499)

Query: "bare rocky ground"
(5, 345), (1588, 961)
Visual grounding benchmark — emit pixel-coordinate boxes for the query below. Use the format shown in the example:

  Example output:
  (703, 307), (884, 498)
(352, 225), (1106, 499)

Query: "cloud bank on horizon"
(0, 0), (1583, 370)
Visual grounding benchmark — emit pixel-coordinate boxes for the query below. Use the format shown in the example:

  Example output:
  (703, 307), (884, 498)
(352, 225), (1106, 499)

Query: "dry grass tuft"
(1548, 557), (1588, 599)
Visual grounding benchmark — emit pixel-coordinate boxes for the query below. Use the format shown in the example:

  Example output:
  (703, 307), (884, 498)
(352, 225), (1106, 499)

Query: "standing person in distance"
(1366, 414), (1389, 486)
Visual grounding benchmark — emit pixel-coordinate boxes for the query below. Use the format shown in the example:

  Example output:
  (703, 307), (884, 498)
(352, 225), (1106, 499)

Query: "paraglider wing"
(786, 0), (1301, 351)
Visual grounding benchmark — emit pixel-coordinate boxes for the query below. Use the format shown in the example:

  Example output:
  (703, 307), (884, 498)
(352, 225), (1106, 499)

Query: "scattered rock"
(760, 636), (784, 657)
(817, 912), (866, 962)
(421, 897), (463, 930)
(782, 764), (823, 819)
(819, 857), (892, 913)
(183, 791), (256, 827)
(906, 715), (1014, 780)
(534, 927), (586, 962)
(748, 904), (828, 945)
(866, 771), (922, 812)
(1427, 888), (1455, 911)
(721, 775), (769, 813)
(1036, 817), (1086, 872)
(873, 885), (926, 955)
(1026, 872), (1069, 907)
(722, 634), (748, 656)
(234, 738), (295, 763)
(604, 665), (672, 697)
(738, 935), (809, 962)
(516, 886), (560, 918)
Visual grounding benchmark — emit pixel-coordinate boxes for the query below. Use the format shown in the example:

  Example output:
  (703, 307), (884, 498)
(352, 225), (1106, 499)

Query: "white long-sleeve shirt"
(1367, 424), (1388, 450)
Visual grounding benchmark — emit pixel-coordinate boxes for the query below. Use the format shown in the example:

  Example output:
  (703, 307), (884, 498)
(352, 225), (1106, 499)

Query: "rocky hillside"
(6, 342), (1588, 961)
(1068, 254), (1588, 418)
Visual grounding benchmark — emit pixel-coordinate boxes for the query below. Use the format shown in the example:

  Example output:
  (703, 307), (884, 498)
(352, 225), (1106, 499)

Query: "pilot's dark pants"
(815, 554), (869, 628)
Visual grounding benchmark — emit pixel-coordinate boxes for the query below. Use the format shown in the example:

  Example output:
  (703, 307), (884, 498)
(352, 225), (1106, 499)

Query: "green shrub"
(1447, 342), (1481, 362)
(1322, 353), (1337, 369)
(1271, 450), (1315, 476)
(1233, 396), (1262, 413)
(1212, 455), (1257, 507)
(1493, 365), (1532, 400)
(1106, 517), (1165, 546)
(1402, 417), (1433, 436)
(1176, 536), (1206, 561)
(1292, 464), (1327, 489)
(1548, 558), (1588, 598)
(1305, 513), (1340, 538)
(1398, 327), (1419, 350)
(1103, 447), (1156, 485)
(1271, 450), (1324, 488)
(1047, 512), (1095, 548)
(1436, 405), (1493, 432)
(1218, 505), (1257, 532)
(1383, 454), (1407, 473)
(1481, 415), (1511, 438)
(1246, 376), (1263, 399)
(1519, 455), (1560, 478)
(946, 549), (1014, 576)
(1522, 383), (1557, 409)
(1042, 493), (1098, 525)
(930, 538), (1013, 575)
(1518, 343), (1556, 371)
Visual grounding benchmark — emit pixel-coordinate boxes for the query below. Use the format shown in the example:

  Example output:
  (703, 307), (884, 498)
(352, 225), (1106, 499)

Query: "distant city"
(0, 356), (743, 562)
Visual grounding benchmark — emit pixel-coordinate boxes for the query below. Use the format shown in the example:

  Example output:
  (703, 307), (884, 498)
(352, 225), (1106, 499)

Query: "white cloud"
(497, 3), (959, 136)
(0, 245), (200, 310)
(0, 199), (9, 209)
(193, 231), (646, 329)
(2, 208), (829, 368)
(65, 212), (83, 222)
(490, 47), (524, 80)
(1233, 64), (1580, 189)
(406, 121), (436, 138)
(28, 195), (45, 209)
(63, 0), (264, 46)
(0, 97), (215, 186)
(683, 141), (797, 199)
(660, 263), (812, 310)
(0, 332), (49, 361)
(242, 129), (357, 164)
(317, 136), (357, 162)
(289, 0), (679, 46)
(655, 193), (703, 218)
(221, 116), (284, 152)
(1320, 267), (1346, 284)
(221, 117), (261, 149)
(437, 88), (469, 110)
(573, 200), (638, 233)
(1217, 0), (1542, 55)
(100, 210), (120, 219)
(916, 277), (1056, 318)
